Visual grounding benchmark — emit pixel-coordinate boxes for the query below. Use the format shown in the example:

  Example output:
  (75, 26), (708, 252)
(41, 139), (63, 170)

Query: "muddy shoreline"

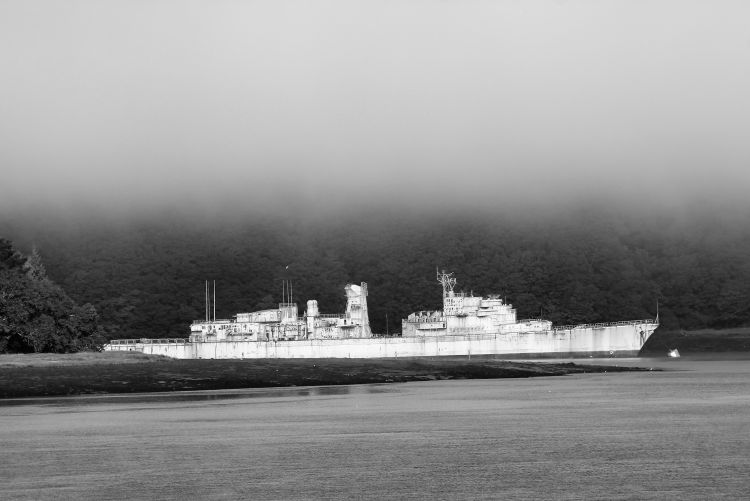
(0, 352), (652, 399)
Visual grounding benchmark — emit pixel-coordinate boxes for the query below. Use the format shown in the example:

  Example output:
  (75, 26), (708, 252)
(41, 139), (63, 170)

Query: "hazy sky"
(2, 1), (749, 216)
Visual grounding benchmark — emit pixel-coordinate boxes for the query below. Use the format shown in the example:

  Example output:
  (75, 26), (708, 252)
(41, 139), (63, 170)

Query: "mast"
(436, 269), (457, 298)
(656, 300), (660, 324)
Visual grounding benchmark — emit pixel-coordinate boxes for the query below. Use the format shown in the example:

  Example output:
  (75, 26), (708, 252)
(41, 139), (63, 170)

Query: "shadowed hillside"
(2, 204), (749, 340)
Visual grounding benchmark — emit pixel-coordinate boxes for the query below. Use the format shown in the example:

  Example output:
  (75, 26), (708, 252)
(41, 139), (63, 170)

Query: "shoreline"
(0, 352), (653, 399)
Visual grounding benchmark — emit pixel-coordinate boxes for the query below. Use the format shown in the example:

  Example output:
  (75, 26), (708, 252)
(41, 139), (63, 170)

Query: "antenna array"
(436, 269), (457, 297)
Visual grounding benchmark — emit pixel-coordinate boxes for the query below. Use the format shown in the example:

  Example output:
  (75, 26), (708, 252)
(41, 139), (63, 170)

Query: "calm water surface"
(1, 357), (749, 500)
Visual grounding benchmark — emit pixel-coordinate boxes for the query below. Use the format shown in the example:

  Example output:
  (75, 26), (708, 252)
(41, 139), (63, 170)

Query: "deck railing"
(553, 319), (658, 331)
(108, 319), (658, 346)
(407, 317), (446, 323)
(108, 338), (189, 345)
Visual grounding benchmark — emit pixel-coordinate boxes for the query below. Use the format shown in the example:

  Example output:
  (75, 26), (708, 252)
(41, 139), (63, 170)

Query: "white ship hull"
(105, 321), (658, 359)
(106, 273), (658, 360)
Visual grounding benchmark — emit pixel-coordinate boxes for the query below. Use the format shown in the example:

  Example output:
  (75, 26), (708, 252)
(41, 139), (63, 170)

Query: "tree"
(23, 245), (47, 281)
(0, 238), (105, 353)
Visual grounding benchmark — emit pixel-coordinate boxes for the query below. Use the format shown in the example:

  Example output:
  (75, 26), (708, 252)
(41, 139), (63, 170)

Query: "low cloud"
(2, 1), (749, 219)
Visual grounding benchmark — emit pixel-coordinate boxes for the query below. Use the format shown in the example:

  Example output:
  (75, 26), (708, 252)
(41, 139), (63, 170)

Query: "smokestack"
(361, 282), (371, 335)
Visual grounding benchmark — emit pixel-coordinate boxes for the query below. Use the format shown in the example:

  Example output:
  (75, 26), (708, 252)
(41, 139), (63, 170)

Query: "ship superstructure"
(188, 282), (371, 343)
(402, 270), (552, 337)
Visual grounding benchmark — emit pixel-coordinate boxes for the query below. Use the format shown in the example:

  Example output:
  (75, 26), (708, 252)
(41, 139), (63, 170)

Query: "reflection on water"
(2, 358), (749, 500)
(0, 385), (364, 408)
(0, 383), (402, 409)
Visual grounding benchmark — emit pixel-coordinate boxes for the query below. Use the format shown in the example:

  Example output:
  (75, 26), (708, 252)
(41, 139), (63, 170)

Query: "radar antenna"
(436, 268), (457, 298)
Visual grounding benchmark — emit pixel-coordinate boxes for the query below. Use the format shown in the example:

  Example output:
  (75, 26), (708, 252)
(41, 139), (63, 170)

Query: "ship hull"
(105, 322), (657, 360)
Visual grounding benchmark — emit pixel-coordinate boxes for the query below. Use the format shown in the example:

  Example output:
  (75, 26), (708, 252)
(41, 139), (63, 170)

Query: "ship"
(105, 271), (658, 359)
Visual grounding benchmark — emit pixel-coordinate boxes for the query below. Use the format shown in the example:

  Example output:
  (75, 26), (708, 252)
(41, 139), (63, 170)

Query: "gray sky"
(2, 0), (749, 216)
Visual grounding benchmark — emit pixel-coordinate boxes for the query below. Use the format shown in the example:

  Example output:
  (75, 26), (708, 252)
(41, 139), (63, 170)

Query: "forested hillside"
(2, 204), (749, 340)
(0, 239), (104, 352)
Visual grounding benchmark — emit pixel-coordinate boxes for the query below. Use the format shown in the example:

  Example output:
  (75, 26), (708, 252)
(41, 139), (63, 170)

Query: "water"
(1, 357), (749, 500)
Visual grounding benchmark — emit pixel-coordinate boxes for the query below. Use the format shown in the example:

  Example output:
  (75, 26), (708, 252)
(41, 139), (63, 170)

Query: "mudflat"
(0, 352), (649, 398)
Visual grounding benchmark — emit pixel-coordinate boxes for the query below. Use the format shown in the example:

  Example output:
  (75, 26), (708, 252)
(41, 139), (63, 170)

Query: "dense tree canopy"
(2, 204), (749, 341)
(0, 238), (104, 353)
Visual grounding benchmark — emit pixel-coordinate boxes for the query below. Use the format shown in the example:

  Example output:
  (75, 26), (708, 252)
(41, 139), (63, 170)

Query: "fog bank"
(2, 1), (749, 218)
